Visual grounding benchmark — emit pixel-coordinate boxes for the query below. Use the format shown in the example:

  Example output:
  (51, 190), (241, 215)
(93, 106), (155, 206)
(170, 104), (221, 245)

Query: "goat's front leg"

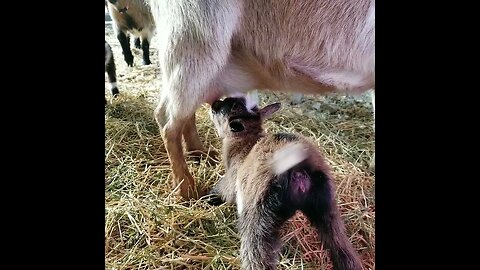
(140, 37), (151, 65)
(206, 175), (236, 206)
(205, 176), (226, 206)
(116, 30), (134, 66)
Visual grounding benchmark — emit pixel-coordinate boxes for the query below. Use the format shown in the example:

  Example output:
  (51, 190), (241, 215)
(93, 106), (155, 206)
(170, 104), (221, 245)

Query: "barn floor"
(105, 21), (375, 270)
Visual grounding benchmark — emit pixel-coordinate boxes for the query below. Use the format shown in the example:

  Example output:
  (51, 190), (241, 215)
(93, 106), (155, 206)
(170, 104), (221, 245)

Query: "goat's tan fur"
(209, 98), (362, 270)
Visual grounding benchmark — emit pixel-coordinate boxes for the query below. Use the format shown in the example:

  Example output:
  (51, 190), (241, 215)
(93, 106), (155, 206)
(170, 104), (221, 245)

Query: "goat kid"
(107, 0), (155, 66)
(208, 97), (362, 270)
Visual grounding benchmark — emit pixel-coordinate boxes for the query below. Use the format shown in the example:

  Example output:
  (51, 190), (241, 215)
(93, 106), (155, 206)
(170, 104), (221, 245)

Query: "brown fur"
(209, 97), (362, 270)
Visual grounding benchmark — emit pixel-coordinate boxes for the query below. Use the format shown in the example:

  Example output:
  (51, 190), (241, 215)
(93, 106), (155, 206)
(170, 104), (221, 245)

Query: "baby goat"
(208, 97), (362, 270)
(105, 40), (119, 104)
(106, 0), (155, 66)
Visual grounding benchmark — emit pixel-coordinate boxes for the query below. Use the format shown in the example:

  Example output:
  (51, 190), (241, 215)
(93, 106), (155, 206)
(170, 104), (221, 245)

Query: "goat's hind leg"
(237, 169), (299, 269)
(301, 170), (362, 270)
(116, 29), (134, 66)
(238, 184), (296, 270)
(140, 30), (153, 65)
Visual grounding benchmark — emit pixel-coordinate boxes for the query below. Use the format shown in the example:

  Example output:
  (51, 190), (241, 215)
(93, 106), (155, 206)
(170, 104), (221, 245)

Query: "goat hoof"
(124, 55), (134, 66)
(111, 88), (120, 97)
(200, 183), (224, 205)
(204, 189), (224, 206)
(175, 177), (205, 200)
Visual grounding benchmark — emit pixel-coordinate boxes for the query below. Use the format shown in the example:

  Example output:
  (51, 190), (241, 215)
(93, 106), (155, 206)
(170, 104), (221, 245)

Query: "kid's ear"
(259, 103), (281, 119)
